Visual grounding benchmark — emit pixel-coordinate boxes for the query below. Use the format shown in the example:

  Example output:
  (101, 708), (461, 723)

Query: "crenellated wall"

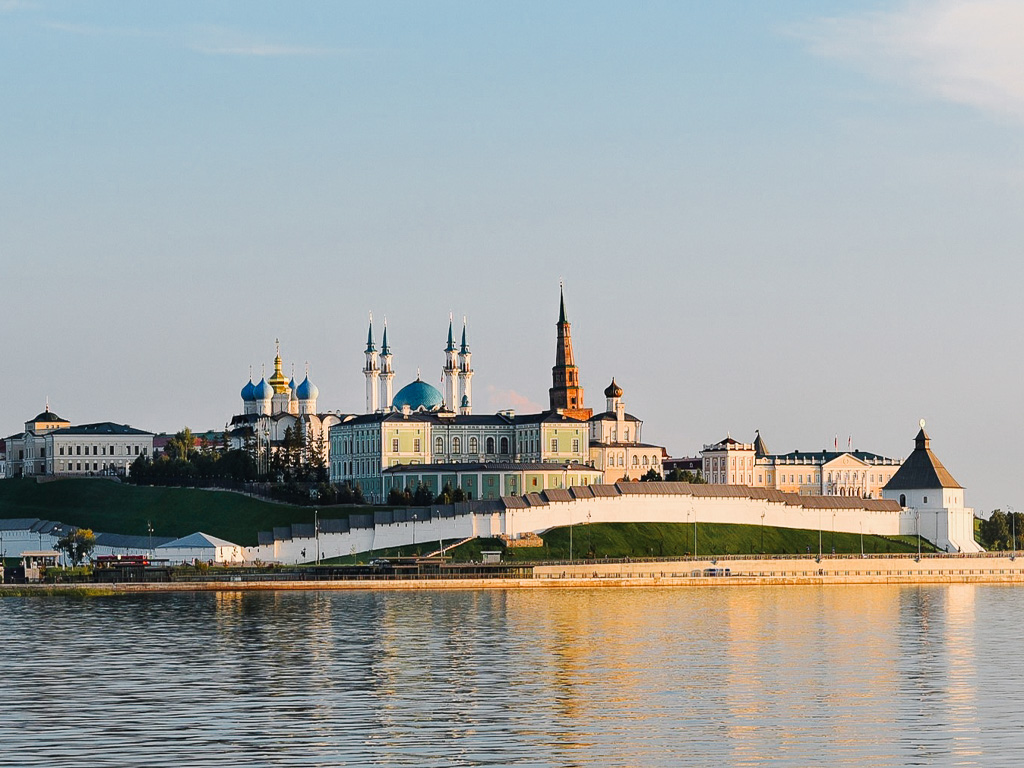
(244, 483), (952, 564)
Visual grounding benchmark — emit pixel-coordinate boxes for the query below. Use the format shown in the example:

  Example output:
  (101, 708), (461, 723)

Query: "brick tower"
(548, 285), (592, 420)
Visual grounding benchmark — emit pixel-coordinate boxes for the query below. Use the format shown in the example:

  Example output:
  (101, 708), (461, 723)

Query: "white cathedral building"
(228, 341), (344, 466)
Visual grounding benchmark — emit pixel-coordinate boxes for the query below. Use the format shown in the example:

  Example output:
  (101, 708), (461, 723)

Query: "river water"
(1, 585), (1020, 767)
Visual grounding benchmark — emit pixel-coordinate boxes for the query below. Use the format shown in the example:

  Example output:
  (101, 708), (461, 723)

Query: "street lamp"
(817, 508), (822, 563)
(314, 509), (320, 565)
(916, 507), (921, 561)
(760, 510), (765, 553)
(1010, 506), (1016, 561)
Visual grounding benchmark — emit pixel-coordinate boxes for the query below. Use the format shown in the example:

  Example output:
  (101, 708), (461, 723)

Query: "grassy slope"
(0, 478), (317, 546)
(513, 522), (937, 560)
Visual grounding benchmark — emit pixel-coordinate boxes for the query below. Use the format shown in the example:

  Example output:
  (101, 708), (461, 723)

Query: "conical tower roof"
(753, 430), (770, 458)
(884, 427), (962, 490)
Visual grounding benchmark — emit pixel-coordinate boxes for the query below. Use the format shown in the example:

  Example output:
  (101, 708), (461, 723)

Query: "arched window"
(486, 436), (495, 454)
(469, 436), (478, 454)
(435, 437), (444, 455)
(900, 494), (907, 507)
(642, 455), (649, 466)
(452, 436), (461, 453)
(500, 437), (509, 454)
(631, 455), (639, 467)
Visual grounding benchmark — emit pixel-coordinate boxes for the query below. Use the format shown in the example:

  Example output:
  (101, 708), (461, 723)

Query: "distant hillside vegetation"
(0, 478), (318, 546)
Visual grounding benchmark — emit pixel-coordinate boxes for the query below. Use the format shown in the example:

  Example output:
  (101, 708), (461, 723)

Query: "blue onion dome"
(241, 379), (256, 402)
(392, 378), (444, 411)
(289, 377), (297, 394)
(253, 378), (273, 401)
(296, 375), (319, 401)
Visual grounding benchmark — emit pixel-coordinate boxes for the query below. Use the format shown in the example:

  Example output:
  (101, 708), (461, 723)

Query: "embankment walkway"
(5, 553), (1024, 593)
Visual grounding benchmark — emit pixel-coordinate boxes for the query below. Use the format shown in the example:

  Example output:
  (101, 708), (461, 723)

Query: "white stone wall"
(244, 491), (912, 565)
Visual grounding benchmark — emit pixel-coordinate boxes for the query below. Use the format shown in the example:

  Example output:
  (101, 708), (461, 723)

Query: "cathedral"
(228, 341), (343, 464)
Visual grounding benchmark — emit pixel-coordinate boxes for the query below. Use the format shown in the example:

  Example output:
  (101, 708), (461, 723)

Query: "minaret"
(457, 317), (473, 416)
(364, 313), (380, 414)
(379, 318), (394, 412)
(442, 314), (458, 412)
(549, 284), (592, 420)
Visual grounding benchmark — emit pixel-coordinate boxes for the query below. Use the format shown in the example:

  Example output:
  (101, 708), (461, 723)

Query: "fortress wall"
(244, 489), (910, 565)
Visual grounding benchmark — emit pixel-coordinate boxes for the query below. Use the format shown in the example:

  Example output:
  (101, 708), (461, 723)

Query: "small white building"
(884, 424), (982, 553)
(156, 532), (245, 564)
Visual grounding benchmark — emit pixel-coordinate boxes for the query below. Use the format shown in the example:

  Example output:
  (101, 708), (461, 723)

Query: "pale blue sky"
(3, 1), (1023, 513)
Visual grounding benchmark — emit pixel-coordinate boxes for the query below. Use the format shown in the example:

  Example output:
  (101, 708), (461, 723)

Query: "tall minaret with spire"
(364, 313), (380, 414)
(379, 318), (394, 411)
(549, 284), (592, 420)
(442, 314), (458, 411)
(457, 316), (473, 415)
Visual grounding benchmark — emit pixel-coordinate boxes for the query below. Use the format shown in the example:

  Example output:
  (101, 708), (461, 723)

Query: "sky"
(3, 0), (1023, 514)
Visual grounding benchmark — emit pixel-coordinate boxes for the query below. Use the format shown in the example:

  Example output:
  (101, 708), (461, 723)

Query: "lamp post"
(564, 463), (573, 563)
(314, 509), (320, 565)
(817, 508), (822, 562)
(412, 512), (418, 550)
(1010, 506), (1016, 561)
(147, 520), (154, 558)
(916, 507), (921, 561)
(760, 510), (765, 553)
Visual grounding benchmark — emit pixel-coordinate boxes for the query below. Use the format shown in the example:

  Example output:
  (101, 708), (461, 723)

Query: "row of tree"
(129, 426), (328, 486)
(977, 509), (1024, 551)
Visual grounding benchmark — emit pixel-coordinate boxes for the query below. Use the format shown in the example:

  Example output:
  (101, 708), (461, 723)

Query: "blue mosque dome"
(253, 378), (273, 401)
(241, 379), (256, 402)
(392, 378), (444, 411)
(296, 376), (319, 401)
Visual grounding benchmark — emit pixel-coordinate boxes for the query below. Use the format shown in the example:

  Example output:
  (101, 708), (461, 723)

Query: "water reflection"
(2, 585), (1023, 766)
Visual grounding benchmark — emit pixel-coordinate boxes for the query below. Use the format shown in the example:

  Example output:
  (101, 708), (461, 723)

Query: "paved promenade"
(4, 553), (1024, 593)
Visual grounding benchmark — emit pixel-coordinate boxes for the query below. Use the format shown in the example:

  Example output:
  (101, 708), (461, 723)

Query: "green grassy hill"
(0, 478), (318, 545)
(327, 522), (938, 563)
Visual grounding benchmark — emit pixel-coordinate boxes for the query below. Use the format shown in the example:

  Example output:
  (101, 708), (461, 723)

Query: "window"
(434, 437), (442, 454)
(469, 436), (478, 454)
(135, 446), (140, 455)
(487, 437), (495, 454)
(624, 428), (629, 441)
(413, 439), (421, 452)
(452, 437), (461, 453)
(551, 438), (557, 453)
(76, 446), (81, 455)
(572, 439), (579, 453)
(393, 438), (400, 453)
(93, 446), (98, 455)
(642, 455), (648, 466)
(632, 456), (639, 467)
(500, 437), (508, 454)
(59, 446), (65, 456)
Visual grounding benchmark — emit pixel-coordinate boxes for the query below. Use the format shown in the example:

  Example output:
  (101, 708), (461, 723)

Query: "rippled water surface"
(2, 585), (1023, 767)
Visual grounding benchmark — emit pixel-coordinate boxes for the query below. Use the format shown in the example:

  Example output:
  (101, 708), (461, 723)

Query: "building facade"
(3, 406), (154, 478)
(588, 378), (665, 482)
(701, 431), (902, 498)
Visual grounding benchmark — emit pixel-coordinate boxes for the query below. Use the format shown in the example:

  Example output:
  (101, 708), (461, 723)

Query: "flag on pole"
(834, 434), (838, 450)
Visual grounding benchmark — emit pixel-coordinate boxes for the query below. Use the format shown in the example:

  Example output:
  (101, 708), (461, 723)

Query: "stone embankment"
(4, 554), (1023, 593)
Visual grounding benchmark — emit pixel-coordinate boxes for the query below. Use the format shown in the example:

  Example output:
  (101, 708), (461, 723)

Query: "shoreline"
(4, 554), (1024, 593)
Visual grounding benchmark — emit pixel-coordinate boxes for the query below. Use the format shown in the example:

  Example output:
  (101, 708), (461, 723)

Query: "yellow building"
(701, 431), (902, 498)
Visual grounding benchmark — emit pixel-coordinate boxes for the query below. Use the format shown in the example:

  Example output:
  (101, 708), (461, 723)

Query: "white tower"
(364, 313), (380, 414)
(457, 317), (473, 416)
(379, 319), (394, 412)
(442, 314), (458, 411)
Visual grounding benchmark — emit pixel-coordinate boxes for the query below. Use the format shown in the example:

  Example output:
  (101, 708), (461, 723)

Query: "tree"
(56, 528), (96, 566)
(165, 428), (196, 462)
(640, 468), (663, 482)
(982, 509), (1010, 550)
(413, 483), (434, 506)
